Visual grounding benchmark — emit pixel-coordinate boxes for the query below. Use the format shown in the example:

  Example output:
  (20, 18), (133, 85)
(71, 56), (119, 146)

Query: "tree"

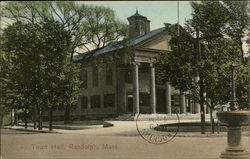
(155, 1), (249, 134)
(1, 1), (128, 60)
(59, 59), (82, 124)
(2, 22), (46, 129)
(1, 20), (82, 130)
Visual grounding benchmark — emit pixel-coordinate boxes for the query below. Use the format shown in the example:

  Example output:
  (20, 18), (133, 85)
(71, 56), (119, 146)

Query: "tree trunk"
(33, 105), (37, 129)
(11, 109), (14, 127)
(24, 108), (28, 129)
(64, 105), (71, 124)
(49, 107), (53, 131)
(200, 76), (206, 134)
(14, 113), (18, 126)
(209, 105), (215, 134)
(38, 106), (43, 130)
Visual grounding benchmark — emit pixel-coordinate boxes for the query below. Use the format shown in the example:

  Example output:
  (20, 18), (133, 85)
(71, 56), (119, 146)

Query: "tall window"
(106, 67), (113, 85)
(80, 96), (88, 109)
(139, 92), (150, 106)
(91, 95), (100, 108)
(80, 70), (87, 88)
(174, 95), (180, 106)
(104, 94), (115, 108)
(135, 22), (139, 31)
(171, 95), (175, 106)
(92, 66), (99, 88)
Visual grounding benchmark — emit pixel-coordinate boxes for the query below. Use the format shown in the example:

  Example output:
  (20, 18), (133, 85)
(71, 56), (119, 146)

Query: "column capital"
(165, 81), (171, 86)
(150, 63), (154, 68)
(180, 90), (185, 95)
(132, 61), (140, 66)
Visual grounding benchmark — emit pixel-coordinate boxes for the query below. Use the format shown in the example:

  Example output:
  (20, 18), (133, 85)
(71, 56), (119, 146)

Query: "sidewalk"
(4, 120), (249, 137)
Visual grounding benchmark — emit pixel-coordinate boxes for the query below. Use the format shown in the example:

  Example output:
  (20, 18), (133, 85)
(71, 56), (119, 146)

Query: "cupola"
(127, 10), (150, 38)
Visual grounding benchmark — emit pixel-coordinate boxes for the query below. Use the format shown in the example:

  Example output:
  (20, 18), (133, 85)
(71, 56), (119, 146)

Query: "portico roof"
(73, 23), (178, 62)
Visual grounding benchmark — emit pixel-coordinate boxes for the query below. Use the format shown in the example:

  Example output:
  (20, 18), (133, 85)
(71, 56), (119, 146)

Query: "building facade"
(70, 11), (208, 119)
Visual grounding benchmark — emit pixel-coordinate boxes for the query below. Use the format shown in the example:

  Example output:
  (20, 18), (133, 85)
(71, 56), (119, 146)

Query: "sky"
(1, 1), (248, 54)
(77, 1), (193, 30)
(77, 1), (249, 55)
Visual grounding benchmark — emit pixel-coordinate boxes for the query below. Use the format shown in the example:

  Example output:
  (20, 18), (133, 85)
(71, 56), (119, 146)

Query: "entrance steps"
(113, 113), (217, 121)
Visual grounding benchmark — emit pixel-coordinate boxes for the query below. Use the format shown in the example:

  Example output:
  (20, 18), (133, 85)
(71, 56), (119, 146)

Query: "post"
(194, 76), (200, 114)
(230, 64), (238, 111)
(180, 90), (186, 114)
(150, 63), (156, 114)
(11, 109), (14, 127)
(133, 62), (140, 114)
(248, 56), (250, 110)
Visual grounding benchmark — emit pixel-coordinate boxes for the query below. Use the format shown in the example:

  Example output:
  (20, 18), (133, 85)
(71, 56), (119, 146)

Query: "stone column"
(150, 64), (156, 114)
(220, 126), (250, 159)
(194, 102), (200, 114)
(133, 62), (140, 114)
(190, 101), (194, 114)
(227, 126), (243, 151)
(165, 82), (171, 114)
(204, 104), (207, 114)
(180, 90), (186, 114)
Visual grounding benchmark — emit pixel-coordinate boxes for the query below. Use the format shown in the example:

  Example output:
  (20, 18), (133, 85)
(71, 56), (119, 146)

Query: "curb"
(2, 126), (56, 133)
(17, 124), (104, 130)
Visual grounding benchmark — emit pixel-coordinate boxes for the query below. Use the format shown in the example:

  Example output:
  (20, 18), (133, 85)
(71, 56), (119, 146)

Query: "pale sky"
(1, 1), (248, 54)
(78, 1), (248, 55)
(77, 1), (193, 30)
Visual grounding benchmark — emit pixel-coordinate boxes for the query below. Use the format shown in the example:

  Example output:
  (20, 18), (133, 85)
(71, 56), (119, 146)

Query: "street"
(1, 121), (250, 159)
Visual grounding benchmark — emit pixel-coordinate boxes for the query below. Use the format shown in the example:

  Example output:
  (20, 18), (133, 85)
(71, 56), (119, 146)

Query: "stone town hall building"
(71, 11), (206, 119)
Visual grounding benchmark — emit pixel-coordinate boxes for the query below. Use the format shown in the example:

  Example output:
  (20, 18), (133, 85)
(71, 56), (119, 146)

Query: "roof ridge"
(73, 24), (179, 62)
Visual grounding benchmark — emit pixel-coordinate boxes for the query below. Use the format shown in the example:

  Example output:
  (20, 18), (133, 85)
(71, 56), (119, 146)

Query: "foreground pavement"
(1, 119), (250, 159)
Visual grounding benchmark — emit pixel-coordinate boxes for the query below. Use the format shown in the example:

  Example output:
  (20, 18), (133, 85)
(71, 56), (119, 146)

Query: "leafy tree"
(38, 20), (74, 130)
(1, 1), (128, 60)
(2, 22), (45, 128)
(1, 20), (82, 130)
(155, 1), (249, 134)
(0, 50), (13, 116)
(59, 59), (82, 124)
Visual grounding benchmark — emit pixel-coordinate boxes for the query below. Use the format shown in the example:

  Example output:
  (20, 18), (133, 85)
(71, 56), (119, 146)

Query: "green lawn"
(1, 113), (11, 126)
(42, 121), (114, 127)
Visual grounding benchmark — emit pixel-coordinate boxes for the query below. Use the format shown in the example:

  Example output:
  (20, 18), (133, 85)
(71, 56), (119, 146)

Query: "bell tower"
(127, 10), (150, 38)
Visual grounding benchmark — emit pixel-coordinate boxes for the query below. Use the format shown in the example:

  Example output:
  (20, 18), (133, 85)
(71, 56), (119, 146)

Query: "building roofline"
(73, 23), (180, 62)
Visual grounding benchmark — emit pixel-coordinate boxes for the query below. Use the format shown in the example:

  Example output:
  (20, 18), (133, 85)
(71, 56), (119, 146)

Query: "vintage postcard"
(1, 1), (250, 159)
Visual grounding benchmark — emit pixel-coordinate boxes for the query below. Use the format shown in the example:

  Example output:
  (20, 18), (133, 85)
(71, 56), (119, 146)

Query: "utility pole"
(0, 113), (3, 159)
(248, 55), (250, 110)
(196, 30), (206, 134)
(193, 31), (222, 134)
